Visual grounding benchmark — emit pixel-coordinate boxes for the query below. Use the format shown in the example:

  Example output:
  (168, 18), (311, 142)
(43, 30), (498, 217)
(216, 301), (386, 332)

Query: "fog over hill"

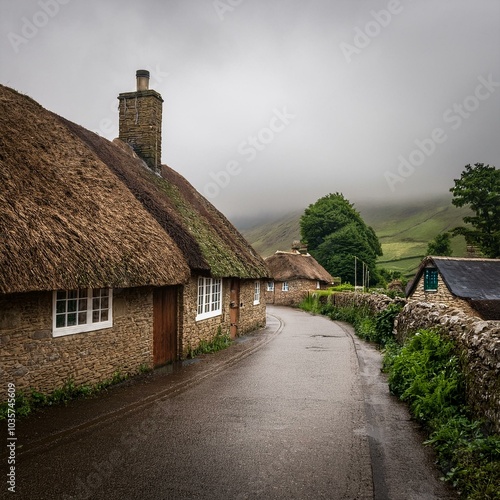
(239, 194), (471, 277)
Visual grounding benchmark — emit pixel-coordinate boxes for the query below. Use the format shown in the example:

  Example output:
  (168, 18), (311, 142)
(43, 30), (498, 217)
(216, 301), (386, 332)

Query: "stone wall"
(328, 291), (403, 314)
(395, 301), (500, 433)
(409, 272), (478, 317)
(265, 279), (328, 306)
(0, 288), (154, 398)
(179, 278), (266, 357)
(238, 280), (266, 334)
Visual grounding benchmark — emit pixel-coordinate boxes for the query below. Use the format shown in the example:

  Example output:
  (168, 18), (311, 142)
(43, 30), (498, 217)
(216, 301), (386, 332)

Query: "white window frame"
(53, 288), (113, 337)
(282, 281), (289, 292)
(266, 281), (274, 292)
(316, 281), (321, 289)
(196, 277), (222, 321)
(253, 281), (261, 305)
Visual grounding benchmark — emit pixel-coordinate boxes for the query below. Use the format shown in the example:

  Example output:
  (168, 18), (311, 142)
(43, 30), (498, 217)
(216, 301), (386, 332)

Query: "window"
(316, 281), (321, 289)
(282, 281), (289, 292)
(424, 268), (438, 291)
(53, 288), (112, 337)
(253, 281), (261, 305)
(266, 281), (274, 292)
(196, 277), (222, 321)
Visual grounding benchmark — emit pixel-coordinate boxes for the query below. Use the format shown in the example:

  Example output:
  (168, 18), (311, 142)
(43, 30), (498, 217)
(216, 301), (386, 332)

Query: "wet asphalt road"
(6, 306), (455, 499)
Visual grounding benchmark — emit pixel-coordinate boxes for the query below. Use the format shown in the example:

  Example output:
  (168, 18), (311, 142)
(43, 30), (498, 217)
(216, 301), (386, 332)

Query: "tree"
(300, 193), (383, 284)
(450, 163), (500, 258)
(426, 232), (453, 256)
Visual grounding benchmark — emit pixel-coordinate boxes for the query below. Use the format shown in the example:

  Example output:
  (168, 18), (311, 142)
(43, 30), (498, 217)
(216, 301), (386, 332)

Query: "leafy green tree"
(450, 163), (500, 258)
(300, 193), (382, 284)
(426, 232), (453, 256)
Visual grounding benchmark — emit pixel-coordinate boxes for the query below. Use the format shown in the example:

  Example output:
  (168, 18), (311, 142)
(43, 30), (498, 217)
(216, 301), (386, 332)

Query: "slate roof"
(407, 256), (500, 300)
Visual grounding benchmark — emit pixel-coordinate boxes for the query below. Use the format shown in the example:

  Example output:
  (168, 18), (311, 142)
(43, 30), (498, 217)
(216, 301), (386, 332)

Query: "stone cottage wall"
(410, 273), (478, 317)
(395, 301), (500, 433)
(238, 280), (266, 334)
(0, 287), (154, 399)
(179, 277), (231, 357)
(266, 279), (327, 306)
(179, 278), (266, 357)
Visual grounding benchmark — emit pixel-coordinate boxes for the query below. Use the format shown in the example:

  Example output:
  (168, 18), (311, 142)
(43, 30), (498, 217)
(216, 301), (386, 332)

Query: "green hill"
(240, 196), (471, 279)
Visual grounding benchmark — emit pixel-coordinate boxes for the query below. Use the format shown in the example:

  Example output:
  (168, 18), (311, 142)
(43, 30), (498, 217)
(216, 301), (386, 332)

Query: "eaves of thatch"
(265, 251), (333, 283)
(0, 85), (191, 294)
(55, 116), (270, 280)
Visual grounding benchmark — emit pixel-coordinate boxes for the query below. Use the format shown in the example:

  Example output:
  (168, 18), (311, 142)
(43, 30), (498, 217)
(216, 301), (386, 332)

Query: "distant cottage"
(264, 243), (333, 306)
(0, 71), (269, 398)
(406, 256), (500, 320)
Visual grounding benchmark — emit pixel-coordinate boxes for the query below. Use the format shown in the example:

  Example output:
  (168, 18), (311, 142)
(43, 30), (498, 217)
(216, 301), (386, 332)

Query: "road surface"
(6, 306), (455, 499)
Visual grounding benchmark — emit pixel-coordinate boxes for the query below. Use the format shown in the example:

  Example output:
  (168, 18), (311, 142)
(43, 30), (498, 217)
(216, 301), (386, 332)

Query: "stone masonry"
(0, 288), (154, 398)
(118, 87), (163, 173)
(179, 278), (266, 358)
(409, 272), (478, 317)
(395, 301), (500, 433)
(265, 279), (328, 306)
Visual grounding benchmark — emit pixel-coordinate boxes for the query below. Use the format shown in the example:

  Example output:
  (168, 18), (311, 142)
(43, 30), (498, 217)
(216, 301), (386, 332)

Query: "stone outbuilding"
(264, 245), (333, 306)
(406, 256), (500, 320)
(0, 72), (269, 400)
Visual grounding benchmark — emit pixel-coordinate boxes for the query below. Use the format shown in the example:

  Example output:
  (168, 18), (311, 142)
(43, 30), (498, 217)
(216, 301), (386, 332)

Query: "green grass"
(186, 327), (232, 358)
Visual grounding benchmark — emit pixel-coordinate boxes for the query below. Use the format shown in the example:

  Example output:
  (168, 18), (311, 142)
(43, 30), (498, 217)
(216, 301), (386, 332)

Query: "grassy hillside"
(240, 196), (471, 279)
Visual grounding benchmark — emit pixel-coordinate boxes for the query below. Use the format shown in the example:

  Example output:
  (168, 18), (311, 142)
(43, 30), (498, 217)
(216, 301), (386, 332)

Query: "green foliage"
(451, 163), (500, 258)
(187, 327), (232, 358)
(385, 329), (500, 498)
(300, 193), (382, 285)
(330, 283), (355, 292)
(426, 232), (453, 256)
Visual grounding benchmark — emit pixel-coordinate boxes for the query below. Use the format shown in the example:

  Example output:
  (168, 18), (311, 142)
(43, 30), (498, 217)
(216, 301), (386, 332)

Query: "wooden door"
(230, 279), (240, 339)
(153, 286), (178, 367)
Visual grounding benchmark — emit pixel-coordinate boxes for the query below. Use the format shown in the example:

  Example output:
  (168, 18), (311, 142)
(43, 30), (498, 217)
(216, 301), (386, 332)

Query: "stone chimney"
(118, 70), (163, 173)
(291, 241), (308, 254)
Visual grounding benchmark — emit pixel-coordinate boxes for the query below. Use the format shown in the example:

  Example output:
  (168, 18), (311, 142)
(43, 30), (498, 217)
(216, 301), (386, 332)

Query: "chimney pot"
(136, 69), (150, 91)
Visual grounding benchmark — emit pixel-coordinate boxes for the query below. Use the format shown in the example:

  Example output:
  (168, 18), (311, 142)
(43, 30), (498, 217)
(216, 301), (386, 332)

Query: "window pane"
(93, 297), (100, 310)
(67, 313), (77, 326)
(68, 290), (78, 299)
(78, 312), (87, 325)
(101, 297), (109, 309)
(68, 300), (77, 312)
(101, 310), (108, 322)
(57, 290), (66, 301)
(93, 310), (100, 323)
(56, 301), (66, 314)
(56, 314), (66, 328)
(78, 299), (87, 311)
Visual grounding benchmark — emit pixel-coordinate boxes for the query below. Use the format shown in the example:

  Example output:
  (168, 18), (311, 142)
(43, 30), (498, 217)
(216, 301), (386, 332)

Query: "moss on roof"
(56, 115), (269, 280)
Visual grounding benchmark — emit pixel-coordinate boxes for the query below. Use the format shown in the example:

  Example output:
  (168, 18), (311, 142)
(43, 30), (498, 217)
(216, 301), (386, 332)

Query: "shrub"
(385, 329), (500, 499)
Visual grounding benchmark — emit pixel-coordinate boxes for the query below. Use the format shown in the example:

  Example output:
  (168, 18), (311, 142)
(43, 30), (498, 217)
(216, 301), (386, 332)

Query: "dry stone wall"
(395, 301), (500, 432)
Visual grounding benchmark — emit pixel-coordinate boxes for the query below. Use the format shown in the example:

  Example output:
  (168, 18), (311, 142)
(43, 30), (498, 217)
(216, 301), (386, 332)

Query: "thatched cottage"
(265, 244), (333, 306)
(406, 256), (500, 320)
(0, 72), (268, 398)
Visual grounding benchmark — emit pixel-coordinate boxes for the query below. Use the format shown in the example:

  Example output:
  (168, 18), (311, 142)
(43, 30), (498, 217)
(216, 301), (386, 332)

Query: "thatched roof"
(0, 85), (191, 294)
(265, 251), (333, 283)
(57, 118), (269, 280)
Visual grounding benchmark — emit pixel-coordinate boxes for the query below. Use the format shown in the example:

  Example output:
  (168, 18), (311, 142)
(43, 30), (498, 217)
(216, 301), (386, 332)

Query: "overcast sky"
(1, 0), (499, 222)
